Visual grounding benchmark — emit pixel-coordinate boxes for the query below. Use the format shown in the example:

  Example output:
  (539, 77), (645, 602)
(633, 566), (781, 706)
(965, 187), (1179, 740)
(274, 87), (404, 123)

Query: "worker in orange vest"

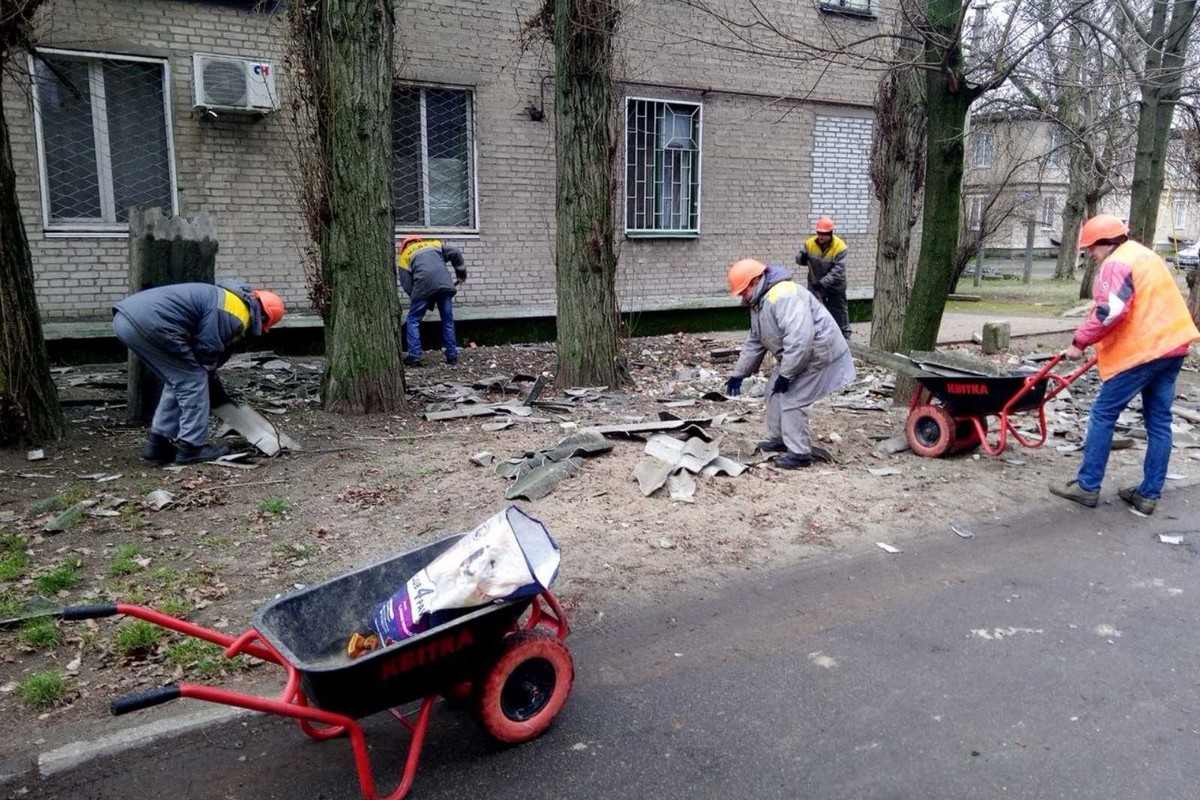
(1049, 215), (1199, 515)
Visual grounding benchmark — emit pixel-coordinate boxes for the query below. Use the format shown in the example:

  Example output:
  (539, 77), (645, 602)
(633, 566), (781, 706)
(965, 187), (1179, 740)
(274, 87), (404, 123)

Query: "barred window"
(393, 86), (476, 231)
(625, 98), (702, 236)
(32, 51), (176, 231)
(966, 196), (984, 231)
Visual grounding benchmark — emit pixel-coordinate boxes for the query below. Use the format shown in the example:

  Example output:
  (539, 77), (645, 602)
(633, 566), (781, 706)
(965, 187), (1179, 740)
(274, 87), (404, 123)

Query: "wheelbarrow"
(904, 353), (1098, 458)
(59, 533), (573, 800)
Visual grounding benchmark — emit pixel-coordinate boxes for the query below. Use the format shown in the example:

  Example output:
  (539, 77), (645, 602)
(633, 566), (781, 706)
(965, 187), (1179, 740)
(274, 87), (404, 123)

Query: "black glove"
(725, 376), (744, 397)
(773, 375), (791, 395)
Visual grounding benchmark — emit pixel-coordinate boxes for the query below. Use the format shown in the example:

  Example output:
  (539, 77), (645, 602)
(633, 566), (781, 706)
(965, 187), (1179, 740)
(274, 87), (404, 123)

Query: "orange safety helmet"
(253, 290), (286, 332)
(815, 216), (835, 234)
(398, 235), (423, 252)
(1078, 214), (1128, 248)
(727, 258), (767, 296)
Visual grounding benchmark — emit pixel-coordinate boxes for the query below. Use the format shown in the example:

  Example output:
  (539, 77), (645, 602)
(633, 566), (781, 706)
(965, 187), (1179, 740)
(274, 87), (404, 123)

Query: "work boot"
(445, 355), (458, 366)
(174, 442), (231, 465)
(810, 445), (834, 464)
(1118, 486), (1157, 516)
(1048, 479), (1099, 508)
(140, 432), (176, 464)
(757, 439), (787, 453)
(403, 355), (422, 368)
(776, 452), (813, 469)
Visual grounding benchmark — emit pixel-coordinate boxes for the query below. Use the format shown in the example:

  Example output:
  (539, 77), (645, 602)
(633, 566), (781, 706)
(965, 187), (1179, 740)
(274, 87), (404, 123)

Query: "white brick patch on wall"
(810, 115), (874, 234)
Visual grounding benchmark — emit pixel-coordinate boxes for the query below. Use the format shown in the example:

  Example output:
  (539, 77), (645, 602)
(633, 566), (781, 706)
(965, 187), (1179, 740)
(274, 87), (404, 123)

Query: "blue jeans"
(1077, 355), (1184, 498)
(404, 292), (458, 361)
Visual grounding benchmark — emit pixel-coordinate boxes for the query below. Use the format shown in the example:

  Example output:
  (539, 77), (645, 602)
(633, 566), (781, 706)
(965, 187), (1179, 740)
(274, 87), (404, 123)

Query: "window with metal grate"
(392, 85), (476, 231)
(624, 97), (702, 236)
(33, 51), (176, 232)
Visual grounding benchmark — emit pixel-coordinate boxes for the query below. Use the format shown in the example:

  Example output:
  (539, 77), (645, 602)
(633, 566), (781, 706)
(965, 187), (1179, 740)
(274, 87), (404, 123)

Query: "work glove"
(725, 376), (744, 397)
(773, 375), (791, 395)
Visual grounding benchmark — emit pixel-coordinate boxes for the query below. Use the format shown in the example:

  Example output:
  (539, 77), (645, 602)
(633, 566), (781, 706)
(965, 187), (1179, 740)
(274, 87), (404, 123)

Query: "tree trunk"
(1078, 189), (1103, 299)
(0, 75), (65, 445)
(869, 51), (926, 354)
(301, 0), (406, 413)
(902, 47), (977, 352)
(1128, 0), (1197, 244)
(552, 0), (624, 388)
(1055, 155), (1086, 280)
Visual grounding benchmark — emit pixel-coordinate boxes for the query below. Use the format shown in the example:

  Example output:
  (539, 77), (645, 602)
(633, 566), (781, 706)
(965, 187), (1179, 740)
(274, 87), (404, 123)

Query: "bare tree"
(1124, 0), (1198, 242)
(287, 0), (407, 413)
(0, 0), (64, 445)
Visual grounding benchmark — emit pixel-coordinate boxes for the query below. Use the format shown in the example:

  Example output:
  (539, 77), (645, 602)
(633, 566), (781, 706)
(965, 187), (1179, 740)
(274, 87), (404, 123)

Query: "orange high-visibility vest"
(1094, 240), (1199, 379)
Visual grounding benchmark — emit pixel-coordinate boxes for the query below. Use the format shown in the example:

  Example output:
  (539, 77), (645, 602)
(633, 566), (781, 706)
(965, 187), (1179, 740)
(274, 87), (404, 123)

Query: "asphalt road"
(16, 486), (1200, 800)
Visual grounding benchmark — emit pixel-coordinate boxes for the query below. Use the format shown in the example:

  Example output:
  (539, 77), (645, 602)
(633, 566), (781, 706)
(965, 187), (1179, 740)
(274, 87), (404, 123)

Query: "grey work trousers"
(765, 369), (812, 456)
(112, 311), (211, 446)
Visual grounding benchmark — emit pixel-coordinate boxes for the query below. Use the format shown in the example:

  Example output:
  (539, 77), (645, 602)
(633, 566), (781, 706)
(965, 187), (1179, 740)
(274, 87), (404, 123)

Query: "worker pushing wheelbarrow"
(59, 506), (573, 800)
(904, 353), (1097, 458)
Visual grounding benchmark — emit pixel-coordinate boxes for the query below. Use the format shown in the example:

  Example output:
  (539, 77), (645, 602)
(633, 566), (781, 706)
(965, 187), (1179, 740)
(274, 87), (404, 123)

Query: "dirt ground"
(3, 329), (1200, 766)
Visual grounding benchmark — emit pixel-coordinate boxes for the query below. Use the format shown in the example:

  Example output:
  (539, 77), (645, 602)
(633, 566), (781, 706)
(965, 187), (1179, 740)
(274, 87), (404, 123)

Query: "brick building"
(4, 0), (885, 329)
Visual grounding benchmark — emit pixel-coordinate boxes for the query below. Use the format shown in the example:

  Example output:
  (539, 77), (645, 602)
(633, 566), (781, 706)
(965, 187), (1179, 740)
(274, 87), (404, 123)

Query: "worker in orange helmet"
(1049, 214), (1199, 515)
(796, 215), (851, 340)
(112, 281), (285, 464)
(723, 258), (856, 468)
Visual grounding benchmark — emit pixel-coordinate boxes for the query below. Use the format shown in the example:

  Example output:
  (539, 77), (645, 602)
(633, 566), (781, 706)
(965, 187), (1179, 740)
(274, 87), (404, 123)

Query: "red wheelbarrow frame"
(59, 592), (570, 800)
(907, 354), (1097, 457)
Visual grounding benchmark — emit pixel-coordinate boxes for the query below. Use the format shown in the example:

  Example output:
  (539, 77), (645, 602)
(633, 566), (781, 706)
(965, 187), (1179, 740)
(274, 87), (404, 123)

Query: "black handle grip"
(61, 604), (119, 621)
(110, 685), (181, 716)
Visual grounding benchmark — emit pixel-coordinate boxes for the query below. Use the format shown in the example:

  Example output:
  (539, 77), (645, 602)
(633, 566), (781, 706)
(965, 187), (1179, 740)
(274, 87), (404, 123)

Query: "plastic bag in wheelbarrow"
(370, 504), (560, 645)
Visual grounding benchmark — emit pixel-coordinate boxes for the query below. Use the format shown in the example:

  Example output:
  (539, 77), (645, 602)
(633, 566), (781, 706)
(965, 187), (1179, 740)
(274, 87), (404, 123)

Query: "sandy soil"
(3, 330), (1198, 765)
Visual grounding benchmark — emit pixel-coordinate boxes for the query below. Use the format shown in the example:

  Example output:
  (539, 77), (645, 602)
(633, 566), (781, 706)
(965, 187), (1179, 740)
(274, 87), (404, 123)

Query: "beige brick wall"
(7, 0), (884, 322)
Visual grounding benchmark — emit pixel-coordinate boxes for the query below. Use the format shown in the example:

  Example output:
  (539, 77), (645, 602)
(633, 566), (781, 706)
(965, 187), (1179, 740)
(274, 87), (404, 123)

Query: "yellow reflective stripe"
(396, 239), (443, 269)
(222, 290), (251, 338)
(765, 281), (799, 304)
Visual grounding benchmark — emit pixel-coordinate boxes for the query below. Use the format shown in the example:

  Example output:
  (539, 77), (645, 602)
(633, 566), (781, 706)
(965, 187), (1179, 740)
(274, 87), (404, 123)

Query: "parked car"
(1176, 243), (1200, 269)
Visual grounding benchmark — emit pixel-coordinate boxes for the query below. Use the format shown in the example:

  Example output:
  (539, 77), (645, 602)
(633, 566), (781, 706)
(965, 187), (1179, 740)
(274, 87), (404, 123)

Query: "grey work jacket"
(732, 265), (856, 408)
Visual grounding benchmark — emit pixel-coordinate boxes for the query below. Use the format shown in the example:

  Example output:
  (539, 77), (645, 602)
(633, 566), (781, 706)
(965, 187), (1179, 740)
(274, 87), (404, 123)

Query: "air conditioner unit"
(192, 53), (279, 114)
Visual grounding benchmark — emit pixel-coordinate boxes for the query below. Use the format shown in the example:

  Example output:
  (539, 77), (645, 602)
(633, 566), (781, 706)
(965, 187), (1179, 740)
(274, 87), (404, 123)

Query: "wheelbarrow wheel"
(439, 681), (474, 711)
(475, 631), (573, 744)
(952, 417), (985, 452)
(905, 404), (955, 458)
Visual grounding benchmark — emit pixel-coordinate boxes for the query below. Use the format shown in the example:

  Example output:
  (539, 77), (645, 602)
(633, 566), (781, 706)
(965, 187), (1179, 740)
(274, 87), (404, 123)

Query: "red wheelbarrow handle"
(981, 352), (1098, 456)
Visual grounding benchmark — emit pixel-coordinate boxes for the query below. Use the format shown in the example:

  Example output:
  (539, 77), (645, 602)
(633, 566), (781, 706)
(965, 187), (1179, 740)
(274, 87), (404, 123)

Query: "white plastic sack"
(370, 505), (560, 644)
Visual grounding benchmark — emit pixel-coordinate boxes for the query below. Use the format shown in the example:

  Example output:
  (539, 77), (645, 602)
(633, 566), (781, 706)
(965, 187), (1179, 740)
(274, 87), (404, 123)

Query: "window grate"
(34, 53), (174, 228)
(625, 98), (702, 235)
(392, 85), (475, 230)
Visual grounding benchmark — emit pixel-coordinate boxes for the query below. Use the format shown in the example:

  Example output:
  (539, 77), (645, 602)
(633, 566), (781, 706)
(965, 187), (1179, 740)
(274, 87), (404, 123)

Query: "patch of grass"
(33, 563), (81, 595)
(273, 542), (315, 563)
(197, 534), (232, 550)
(20, 617), (62, 649)
(107, 544), (145, 577)
(0, 590), (23, 617)
(0, 535), (30, 581)
(19, 670), (67, 709)
(259, 498), (289, 516)
(166, 639), (230, 677)
(113, 621), (163, 656)
(107, 579), (146, 605)
(148, 567), (183, 592)
(158, 596), (191, 618)
(118, 505), (145, 529)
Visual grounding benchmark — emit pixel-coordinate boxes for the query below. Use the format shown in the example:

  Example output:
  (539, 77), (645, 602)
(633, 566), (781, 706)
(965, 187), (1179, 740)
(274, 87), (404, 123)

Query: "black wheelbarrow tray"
(904, 353), (1098, 458)
(59, 533), (573, 800)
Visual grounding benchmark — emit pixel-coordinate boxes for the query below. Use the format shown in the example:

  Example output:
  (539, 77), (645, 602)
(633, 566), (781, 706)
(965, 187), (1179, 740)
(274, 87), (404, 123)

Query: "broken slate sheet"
(635, 434), (748, 497)
(213, 402), (300, 456)
(495, 430), (614, 500)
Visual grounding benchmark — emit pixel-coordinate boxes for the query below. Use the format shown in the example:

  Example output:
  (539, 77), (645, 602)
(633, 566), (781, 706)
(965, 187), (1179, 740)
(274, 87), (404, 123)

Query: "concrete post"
(981, 321), (1011, 354)
(973, 244), (985, 288)
(1023, 220), (1035, 285)
(126, 208), (218, 424)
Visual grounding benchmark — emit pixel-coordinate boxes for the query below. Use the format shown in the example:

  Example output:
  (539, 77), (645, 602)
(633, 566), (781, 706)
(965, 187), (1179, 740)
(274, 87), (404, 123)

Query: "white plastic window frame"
(623, 96), (704, 238)
(393, 83), (480, 238)
(30, 48), (179, 238)
(966, 195), (984, 231)
(1041, 196), (1059, 229)
(971, 132), (995, 169)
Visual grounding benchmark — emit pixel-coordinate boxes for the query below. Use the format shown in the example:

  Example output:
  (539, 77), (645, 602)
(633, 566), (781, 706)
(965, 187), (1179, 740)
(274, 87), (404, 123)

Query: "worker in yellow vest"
(796, 216), (851, 340)
(1049, 215), (1199, 515)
